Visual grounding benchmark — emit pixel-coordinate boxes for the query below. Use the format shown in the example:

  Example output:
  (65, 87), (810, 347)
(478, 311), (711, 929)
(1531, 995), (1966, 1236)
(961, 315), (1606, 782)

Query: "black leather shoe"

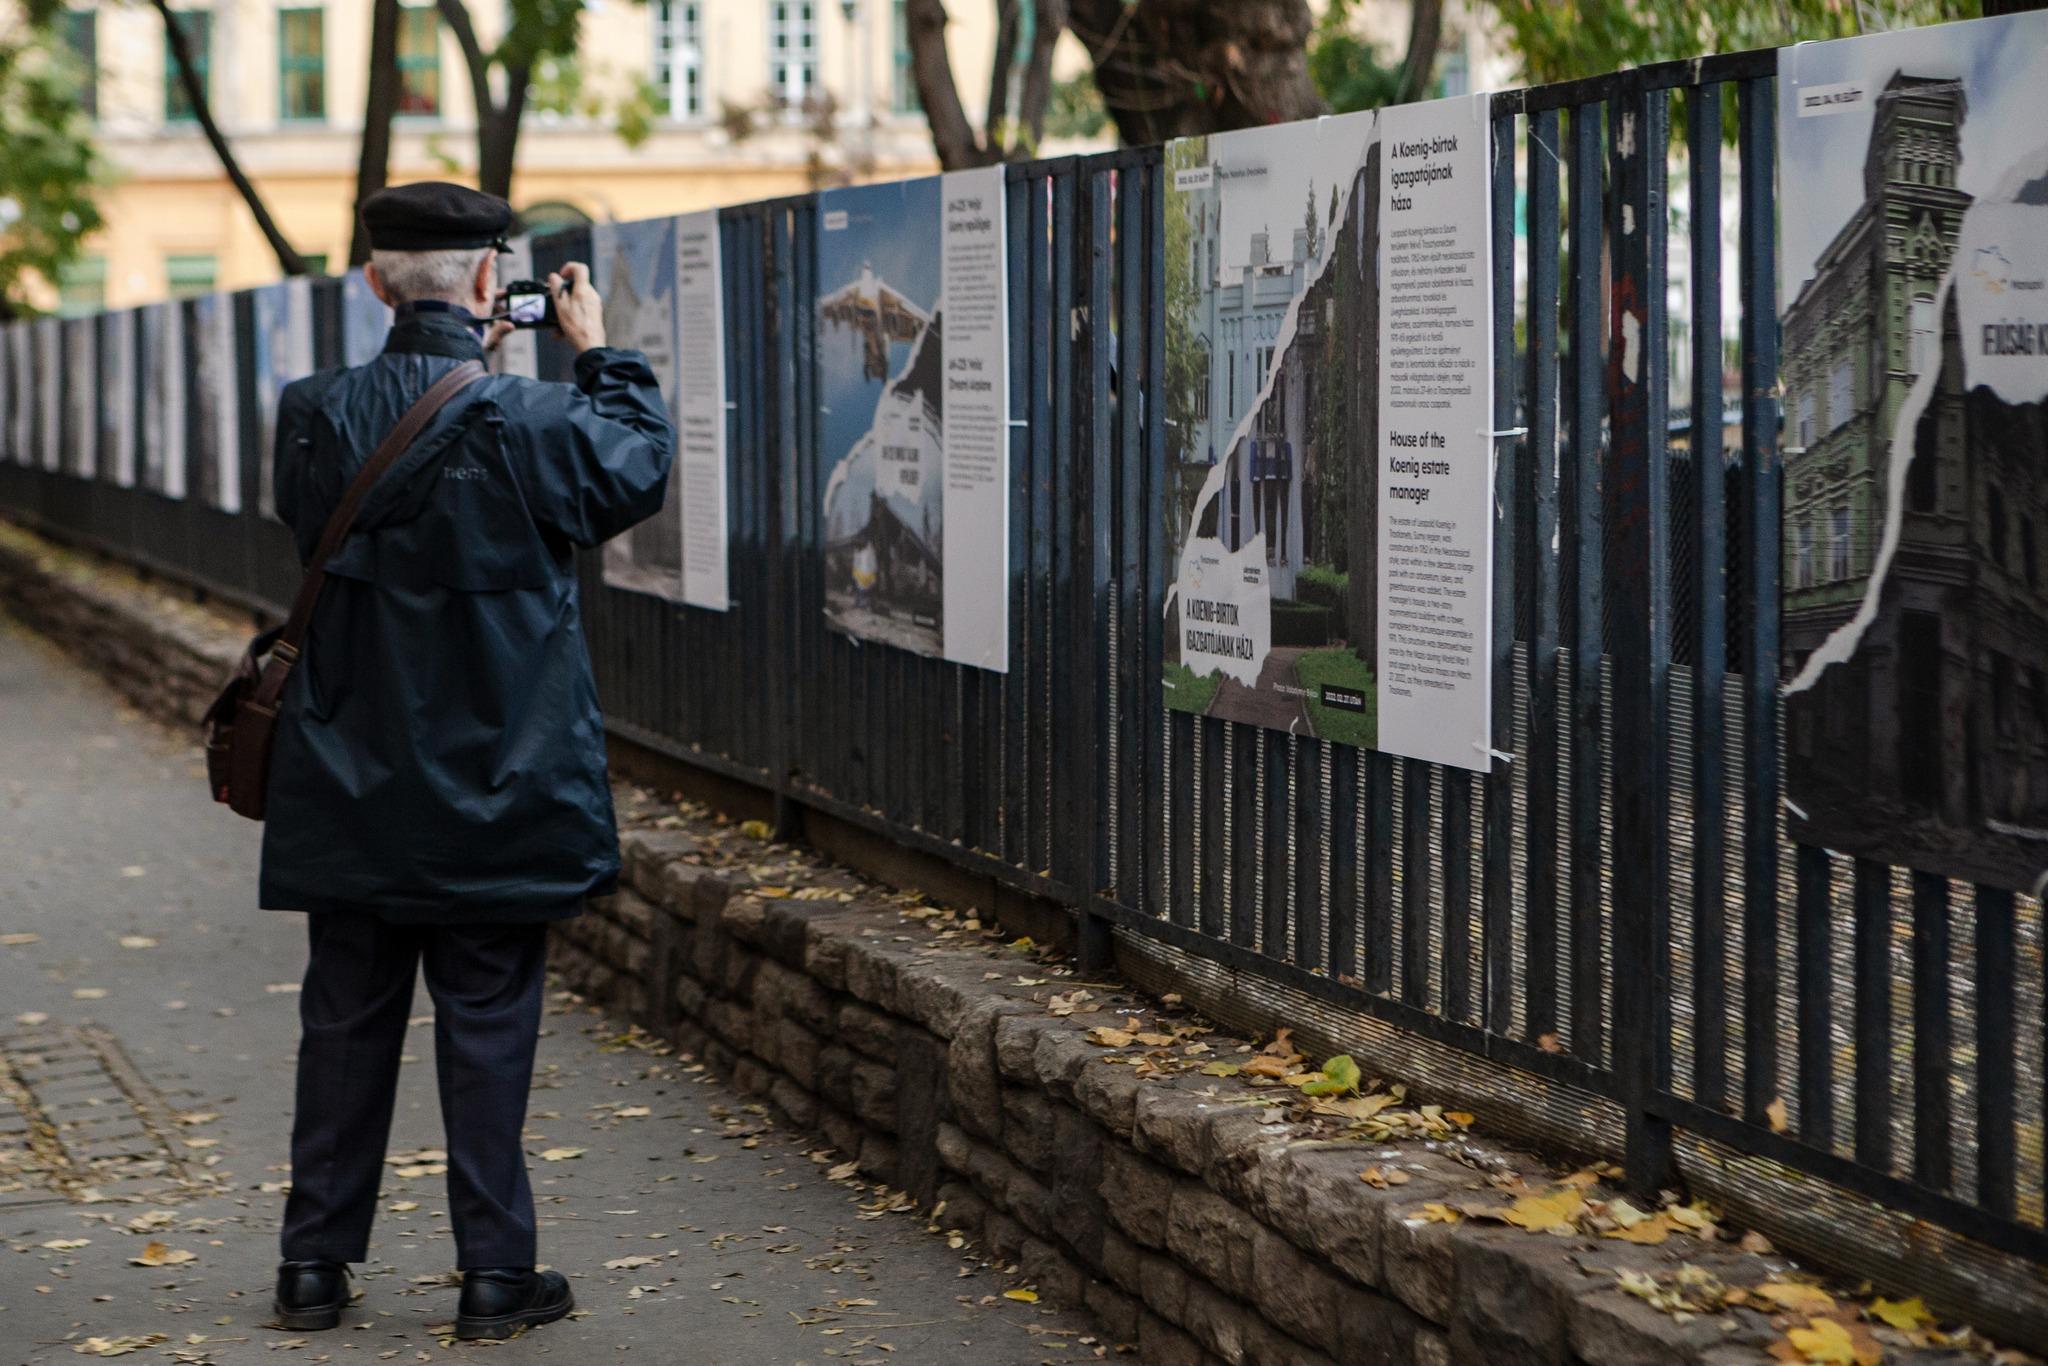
(455, 1267), (574, 1340)
(273, 1259), (349, 1331)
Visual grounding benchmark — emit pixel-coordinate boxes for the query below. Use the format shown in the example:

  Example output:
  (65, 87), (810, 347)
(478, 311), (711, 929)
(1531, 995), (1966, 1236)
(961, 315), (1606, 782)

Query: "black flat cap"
(361, 181), (513, 252)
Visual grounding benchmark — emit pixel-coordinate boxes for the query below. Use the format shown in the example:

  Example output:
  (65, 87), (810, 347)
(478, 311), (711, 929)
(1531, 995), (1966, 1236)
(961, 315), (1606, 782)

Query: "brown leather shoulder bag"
(204, 360), (487, 820)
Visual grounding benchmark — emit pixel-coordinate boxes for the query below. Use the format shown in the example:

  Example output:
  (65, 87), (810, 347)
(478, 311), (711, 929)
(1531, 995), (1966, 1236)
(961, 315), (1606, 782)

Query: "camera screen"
(507, 291), (548, 325)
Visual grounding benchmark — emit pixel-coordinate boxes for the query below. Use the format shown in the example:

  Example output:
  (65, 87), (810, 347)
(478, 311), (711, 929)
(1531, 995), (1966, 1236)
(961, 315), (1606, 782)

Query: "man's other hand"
(550, 264), (605, 353)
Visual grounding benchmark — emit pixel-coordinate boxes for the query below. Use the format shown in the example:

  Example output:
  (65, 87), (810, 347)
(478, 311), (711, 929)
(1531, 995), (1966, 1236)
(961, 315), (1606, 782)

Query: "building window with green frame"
(396, 4), (440, 116)
(892, 0), (919, 114)
(62, 8), (98, 119)
(163, 9), (211, 124)
(278, 7), (326, 122)
(166, 253), (216, 298)
(653, 0), (703, 119)
(56, 256), (106, 318)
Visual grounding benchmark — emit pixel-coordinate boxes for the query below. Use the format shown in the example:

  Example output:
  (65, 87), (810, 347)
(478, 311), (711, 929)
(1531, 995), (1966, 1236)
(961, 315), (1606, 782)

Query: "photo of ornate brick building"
(1782, 68), (2048, 891)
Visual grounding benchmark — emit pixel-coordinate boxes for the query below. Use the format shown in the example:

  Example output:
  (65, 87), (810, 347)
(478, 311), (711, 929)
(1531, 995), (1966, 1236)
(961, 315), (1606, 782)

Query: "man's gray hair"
(368, 246), (495, 304)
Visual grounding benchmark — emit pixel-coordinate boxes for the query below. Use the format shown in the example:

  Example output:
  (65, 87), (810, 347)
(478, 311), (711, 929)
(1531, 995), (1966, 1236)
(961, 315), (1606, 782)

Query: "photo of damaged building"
(1781, 70), (2048, 891)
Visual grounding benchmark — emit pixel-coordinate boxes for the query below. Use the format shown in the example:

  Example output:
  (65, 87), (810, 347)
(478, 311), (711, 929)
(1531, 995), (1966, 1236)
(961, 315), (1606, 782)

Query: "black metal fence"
(3, 44), (2044, 1323)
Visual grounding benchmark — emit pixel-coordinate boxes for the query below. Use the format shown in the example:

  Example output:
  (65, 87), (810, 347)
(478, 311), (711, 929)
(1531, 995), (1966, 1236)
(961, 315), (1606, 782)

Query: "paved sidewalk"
(0, 618), (1100, 1365)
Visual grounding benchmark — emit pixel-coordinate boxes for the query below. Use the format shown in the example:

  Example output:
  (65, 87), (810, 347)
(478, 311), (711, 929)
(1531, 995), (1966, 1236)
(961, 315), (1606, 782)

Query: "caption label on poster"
(675, 210), (730, 612)
(1377, 94), (1493, 772)
(939, 166), (1010, 672)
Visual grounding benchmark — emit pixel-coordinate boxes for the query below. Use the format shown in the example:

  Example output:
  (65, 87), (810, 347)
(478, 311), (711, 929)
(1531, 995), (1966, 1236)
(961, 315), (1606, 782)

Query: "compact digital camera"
(496, 279), (560, 331)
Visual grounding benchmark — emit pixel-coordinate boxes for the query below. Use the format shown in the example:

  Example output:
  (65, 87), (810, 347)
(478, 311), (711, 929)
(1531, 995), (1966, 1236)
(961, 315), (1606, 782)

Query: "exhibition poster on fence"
(1777, 11), (2048, 893)
(816, 168), (1010, 672)
(1162, 97), (1493, 772)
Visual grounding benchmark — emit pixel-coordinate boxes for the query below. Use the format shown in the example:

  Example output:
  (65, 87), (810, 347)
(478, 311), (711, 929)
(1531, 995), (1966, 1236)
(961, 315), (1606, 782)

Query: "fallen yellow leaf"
(129, 1241), (197, 1267)
(1765, 1097), (1790, 1133)
(1003, 1288), (1039, 1303)
(1869, 1296), (1934, 1332)
(1785, 1316), (1880, 1366)
(1086, 1026), (1135, 1048)
(1417, 1203), (1462, 1224)
(1502, 1186), (1586, 1234)
(538, 1147), (587, 1162)
(1755, 1281), (1837, 1315)
(1603, 1211), (1675, 1245)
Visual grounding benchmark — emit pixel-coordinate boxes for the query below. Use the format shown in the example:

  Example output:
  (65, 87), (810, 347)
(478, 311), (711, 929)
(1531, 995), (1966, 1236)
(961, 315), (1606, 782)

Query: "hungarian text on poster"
(939, 166), (1009, 672)
(1376, 94), (1494, 772)
(675, 210), (730, 612)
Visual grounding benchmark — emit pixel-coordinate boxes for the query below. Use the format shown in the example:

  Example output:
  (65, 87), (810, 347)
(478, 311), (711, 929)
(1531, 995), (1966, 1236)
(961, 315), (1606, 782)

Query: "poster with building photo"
(1779, 12), (2048, 893)
(595, 216), (686, 601)
(0, 324), (15, 464)
(490, 235), (539, 380)
(816, 170), (1010, 670)
(8, 322), (32, 466)
(342, 269), (391, 367)
(139, 302), (186, 499)
(1163, 111), (1382, 747)
(100, 310), (138, 487)
(62, 318), (96, 477)
(253, 278), (315, 519)
(188, 293), (241, 513)
(1374, 94), (1495, 773)
(35, 317), (59, 473)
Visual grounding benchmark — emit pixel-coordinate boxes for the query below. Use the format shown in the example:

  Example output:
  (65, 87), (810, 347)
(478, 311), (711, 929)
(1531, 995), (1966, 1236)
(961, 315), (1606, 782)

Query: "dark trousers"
(280, 913), (548, 1270)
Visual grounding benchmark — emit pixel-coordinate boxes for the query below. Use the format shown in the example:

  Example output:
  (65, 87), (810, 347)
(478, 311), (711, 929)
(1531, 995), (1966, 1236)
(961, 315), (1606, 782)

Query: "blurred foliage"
(1045, 70), (1108, 140)
(1485, 0), (1983, 86)
(1308, 0), (1405, 114)
(0, 19), (105, 317)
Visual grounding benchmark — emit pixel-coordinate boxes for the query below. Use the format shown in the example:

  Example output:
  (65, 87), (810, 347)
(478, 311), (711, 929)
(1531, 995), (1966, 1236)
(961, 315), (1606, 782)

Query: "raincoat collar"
(382, 307), (487, 362)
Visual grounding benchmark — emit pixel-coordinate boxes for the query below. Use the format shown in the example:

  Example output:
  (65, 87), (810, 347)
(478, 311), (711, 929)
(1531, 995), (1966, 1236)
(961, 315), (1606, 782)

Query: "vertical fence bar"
(1912, 870), (1953, 1192)
(1482, 104), (1518, 1037)
(1523, 106), (1563, 1044)
(1365, 752), (1395, 992)
(1852, 858), (1893, 1170)
(1687, 82), (1731, 1113)
(1795, 843), (1835, 1148)
(1737, 75), (1783, 1128)
(1566, 101), (1608, 1065)
(1402, 757), (1432, 1007)
(1975, 885), (2016, 1216)
(1607, 76), (1676, 1191)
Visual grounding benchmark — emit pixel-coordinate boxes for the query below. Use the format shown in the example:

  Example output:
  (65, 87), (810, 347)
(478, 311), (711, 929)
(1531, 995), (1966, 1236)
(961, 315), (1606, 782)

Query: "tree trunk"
(1016, 0), (1064, 150)
(1393, 0), (1444, 107)
(435, 0), (527, 202)
(349, 0), (401, 266)
(151, 0), (308, 276)
(1066, 0), (1323, 147)
(905, 0), (994, 169)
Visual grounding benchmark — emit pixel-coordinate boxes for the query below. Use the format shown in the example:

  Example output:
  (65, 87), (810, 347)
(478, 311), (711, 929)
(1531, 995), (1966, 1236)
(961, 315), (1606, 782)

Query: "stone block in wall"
(750, 897), (817, 969)
(1085, 1279), (1141, 1345)
(768, 1077), (818, 1131)
(1138, 1309), (1209, 1366)
(836, 1000), (897, 1060)
(1166, 1179), (1258, 1302)
(1048, 1104), (1107, 1273)
(621, 828), (703, 901)
(674, 974), (707, 1024)
(840, 935), (906, 1014)
(1179, 1276), (1253, 1366)
(1333, 1290), (1436, 1366)
(1101, 1144), (1174, 1249)
(893, 1025), (948, 1209)
(1249, 1224), (1350, 1349)
(814, 1043), (856, 1113)
(1133, 1084), (1228, 1177)
(1379, 1212), (1456, 1329)
(721, 893), (769, 948)
(818, 1105), (863, 1165)
(1134, 1246), (1194, 1335)
(803, 918), (858, 991)
(999, 1088), (1057, 1173)
(994, 1012), (1055, 1083)
(1018, 1235), (1087, 1308)
(655, 860), (709, 921)
(593, 888), (656, 940)
(857, 1131), (897, 1186)
(757, 960), (834, 1033)
(983, 1209), (1026, 1265)
(934, 1181), (987, 1241)
(731, 1055), (771, 1101)
(947, 997), (1032, 1142)
(1072, 1052), (1144, 1139)
(1446, 1228), (1573, 1366)
(776, 1019), (820, 1091)
(849, 1059), (897, 1132)
(1252, 1146), (1387, 1290)
(1029, 1026), (1097, 1101)
(891, 961), (983, 1040)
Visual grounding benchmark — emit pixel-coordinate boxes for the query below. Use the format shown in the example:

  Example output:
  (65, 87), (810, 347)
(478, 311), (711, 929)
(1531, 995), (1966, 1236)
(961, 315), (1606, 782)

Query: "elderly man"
(262, 183), (673, 1340)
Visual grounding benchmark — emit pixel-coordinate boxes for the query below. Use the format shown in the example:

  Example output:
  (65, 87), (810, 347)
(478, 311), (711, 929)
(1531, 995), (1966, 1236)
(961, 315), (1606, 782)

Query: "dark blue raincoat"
(259, 311), (674, 922)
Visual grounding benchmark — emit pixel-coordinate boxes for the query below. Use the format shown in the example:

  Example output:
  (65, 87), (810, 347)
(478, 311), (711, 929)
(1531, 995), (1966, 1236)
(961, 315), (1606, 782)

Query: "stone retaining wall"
(552, 828), (1901, 1366)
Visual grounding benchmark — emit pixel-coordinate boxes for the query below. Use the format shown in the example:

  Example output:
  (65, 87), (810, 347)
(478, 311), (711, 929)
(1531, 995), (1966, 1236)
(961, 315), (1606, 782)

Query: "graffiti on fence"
(1779, 12), (2048, 893)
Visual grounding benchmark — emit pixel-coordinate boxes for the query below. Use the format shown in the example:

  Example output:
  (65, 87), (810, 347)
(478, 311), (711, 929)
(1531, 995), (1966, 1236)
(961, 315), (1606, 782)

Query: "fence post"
(1073, 158), (1116, 973)
(1605, 72), (1678, 1195)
